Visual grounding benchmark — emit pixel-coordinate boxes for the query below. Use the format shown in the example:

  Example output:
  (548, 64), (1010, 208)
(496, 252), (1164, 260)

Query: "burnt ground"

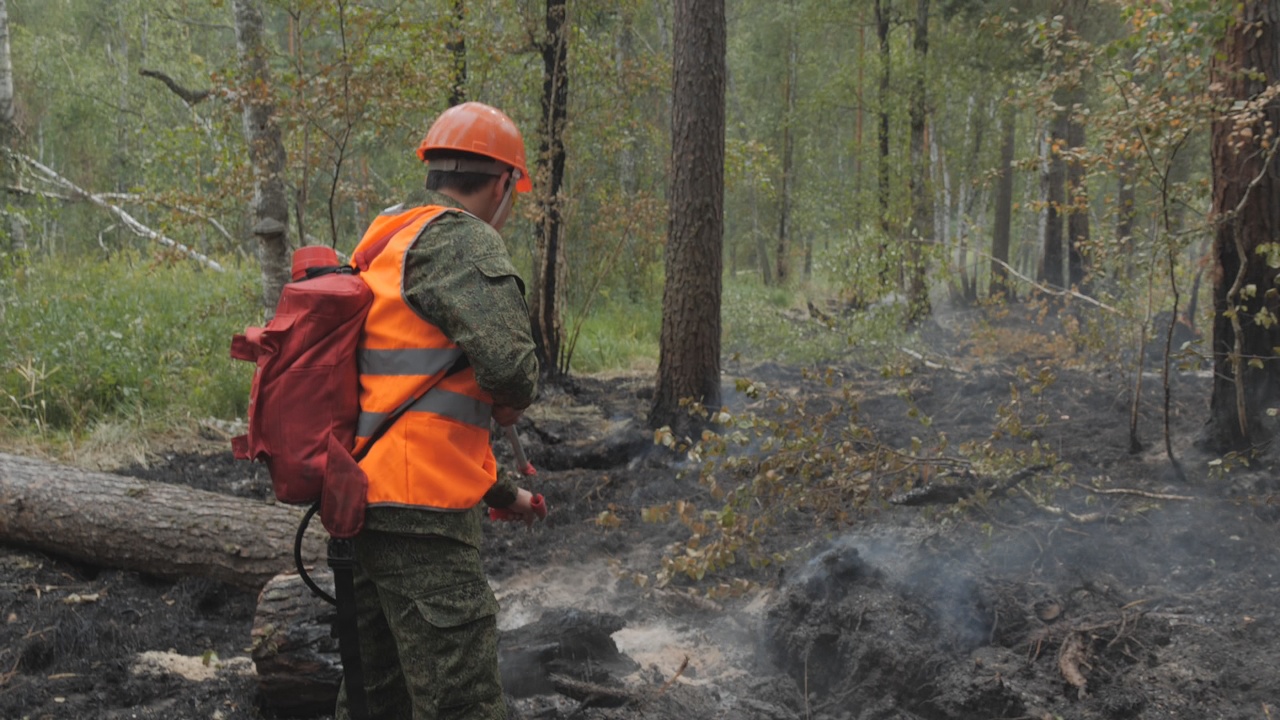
(2, 305), (1280, 720)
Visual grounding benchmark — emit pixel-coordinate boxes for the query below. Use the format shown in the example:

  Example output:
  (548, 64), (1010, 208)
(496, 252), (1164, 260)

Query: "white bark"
(0, 0), (13, 129)
(12, 151), (226, 272)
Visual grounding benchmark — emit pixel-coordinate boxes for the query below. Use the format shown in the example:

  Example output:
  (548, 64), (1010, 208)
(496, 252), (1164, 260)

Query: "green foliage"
(567, 295), (661, 375)
(643, 365), (1063, 598)
(0, 252), (256, 433)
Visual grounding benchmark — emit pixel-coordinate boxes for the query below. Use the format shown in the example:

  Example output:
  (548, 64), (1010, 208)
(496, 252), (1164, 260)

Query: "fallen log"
(0, 452), (323, 590)
(252, 570), (342, 715)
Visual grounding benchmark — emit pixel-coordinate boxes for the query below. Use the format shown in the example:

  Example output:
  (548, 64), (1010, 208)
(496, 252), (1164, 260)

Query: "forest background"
(0, 0), (1241, 455)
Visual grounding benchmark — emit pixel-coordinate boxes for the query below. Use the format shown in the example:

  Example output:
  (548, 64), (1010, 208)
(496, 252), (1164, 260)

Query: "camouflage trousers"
(334, 530), (506, 720)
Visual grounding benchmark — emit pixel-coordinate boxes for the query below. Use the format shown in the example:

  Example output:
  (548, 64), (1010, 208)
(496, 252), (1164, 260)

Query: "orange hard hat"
(416, 102), (532, 193)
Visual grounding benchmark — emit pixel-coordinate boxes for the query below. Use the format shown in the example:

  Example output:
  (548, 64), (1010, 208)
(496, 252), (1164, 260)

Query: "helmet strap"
(491, 173), (516, 228)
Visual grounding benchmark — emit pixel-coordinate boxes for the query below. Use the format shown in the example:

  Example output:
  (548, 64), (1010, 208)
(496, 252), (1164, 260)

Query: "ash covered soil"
(3, 308), (1279, 720)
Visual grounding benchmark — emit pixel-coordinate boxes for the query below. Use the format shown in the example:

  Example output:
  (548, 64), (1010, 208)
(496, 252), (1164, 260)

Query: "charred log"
(0, 452), (322, 590)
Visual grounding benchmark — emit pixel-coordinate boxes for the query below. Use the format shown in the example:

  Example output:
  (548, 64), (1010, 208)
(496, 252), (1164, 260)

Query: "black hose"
(294, 501), (336, 606)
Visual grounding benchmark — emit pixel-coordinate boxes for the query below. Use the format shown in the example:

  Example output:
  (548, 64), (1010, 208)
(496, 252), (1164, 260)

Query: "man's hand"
(493, 405), (524, 427)
(489, 488), (547, 527)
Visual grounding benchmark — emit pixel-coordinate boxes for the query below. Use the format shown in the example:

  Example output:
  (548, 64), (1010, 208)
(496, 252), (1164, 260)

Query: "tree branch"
(97, 192), (234, 243)
(9, 151), (225, 272)
(139, 68), (212, 106)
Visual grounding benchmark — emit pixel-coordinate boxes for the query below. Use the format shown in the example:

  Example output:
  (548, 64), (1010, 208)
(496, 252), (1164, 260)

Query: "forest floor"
(2, 303), (1279, 720)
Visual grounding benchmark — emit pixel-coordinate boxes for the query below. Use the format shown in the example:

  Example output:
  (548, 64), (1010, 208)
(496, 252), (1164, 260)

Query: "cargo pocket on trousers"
(414, 579), (500, 629)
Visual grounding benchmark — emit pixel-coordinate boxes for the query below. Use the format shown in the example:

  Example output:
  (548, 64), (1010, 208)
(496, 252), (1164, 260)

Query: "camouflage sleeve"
(402, 209), (540, 410)
(482, 475), (519, 509)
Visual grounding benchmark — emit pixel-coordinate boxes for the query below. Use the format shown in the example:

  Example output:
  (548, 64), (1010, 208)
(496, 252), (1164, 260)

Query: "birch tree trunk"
(0, 0), (13, 136)
(0, 0), (19, 253)
(233, 0), (291, 312)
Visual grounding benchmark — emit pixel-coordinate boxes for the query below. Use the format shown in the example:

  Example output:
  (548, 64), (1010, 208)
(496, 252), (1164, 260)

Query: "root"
(1057, 632), (1090, 699)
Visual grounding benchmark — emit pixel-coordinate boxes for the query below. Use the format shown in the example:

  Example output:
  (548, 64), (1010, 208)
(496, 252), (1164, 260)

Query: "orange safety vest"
(350, 204), (497, 511)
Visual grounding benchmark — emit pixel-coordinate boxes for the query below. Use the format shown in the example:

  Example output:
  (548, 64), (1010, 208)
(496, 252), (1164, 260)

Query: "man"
(336, 101), (543, 720)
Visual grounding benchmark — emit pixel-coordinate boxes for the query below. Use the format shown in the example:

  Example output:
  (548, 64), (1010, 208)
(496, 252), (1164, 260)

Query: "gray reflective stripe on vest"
(356, 388), (493, 437)
(358, 347), (464, 376)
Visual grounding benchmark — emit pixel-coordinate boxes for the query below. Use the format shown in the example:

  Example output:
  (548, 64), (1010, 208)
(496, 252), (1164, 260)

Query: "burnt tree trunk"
(1206, 0), (1280, 452)
(1066, 101), (1091, 293)
(990, 100), (1016, 300)
(253, 571), (343, 715)
(447, 0), (467, 106)
(775, 0), (797, 286)
(0, 453), (322, 590)
(233, 0), (291, 312)
(875, 0), (894, 286)
(1039, 108), (1067, 289)
(650, 0), (725, 438)
(531, 0), (570, 379)
(905, 0), (932, 322)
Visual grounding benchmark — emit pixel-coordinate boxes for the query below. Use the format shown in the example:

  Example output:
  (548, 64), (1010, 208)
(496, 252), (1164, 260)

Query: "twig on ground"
(1072, 482), (1194, 502)
(1018, 488), (1105, 523)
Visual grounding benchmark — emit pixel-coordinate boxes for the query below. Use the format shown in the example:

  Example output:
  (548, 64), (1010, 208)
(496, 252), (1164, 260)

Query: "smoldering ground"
(3, 325), (1279, 719)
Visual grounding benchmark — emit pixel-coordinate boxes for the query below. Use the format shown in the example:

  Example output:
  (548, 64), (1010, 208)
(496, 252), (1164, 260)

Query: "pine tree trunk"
(650, 0), (725, 438)
(0, 453), (323, 590)
(1207, 0), (1280, 451)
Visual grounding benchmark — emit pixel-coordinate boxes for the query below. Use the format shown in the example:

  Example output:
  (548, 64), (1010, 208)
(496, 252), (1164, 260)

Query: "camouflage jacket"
(363, 189), (539, 546)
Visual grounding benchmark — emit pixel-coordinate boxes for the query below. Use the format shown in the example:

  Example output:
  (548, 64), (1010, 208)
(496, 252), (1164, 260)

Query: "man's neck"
(436, 188), (488, 222)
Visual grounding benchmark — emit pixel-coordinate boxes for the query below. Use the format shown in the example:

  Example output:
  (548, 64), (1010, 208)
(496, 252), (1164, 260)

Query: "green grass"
(0, 250), (259, 436)
(564, 276), (909, 375)
(567, 298), (662, 374)
(0, 249), (908, 448)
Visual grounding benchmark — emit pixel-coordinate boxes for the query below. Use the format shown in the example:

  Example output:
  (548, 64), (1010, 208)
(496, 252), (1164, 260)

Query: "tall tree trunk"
(1066, 101), (1091, 292)
(990, 101), (1016, 300)
(1039, 108), (1067, 288)
(650, 0), (725, 439)
(854, 16), (866, 233)
(0, 0), (11, 137)
(775, 3), (797, 285)
(1116, 157), (1136, 249)
(905, 0), (931, 322)
(875, 0), (893, 287)
(1206, 0), (1280, 452)
(531, 0), (570, 379)
(0, 0), (17, 253)
(447, 0), (467, 106)
(233, 0), (291, 312)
